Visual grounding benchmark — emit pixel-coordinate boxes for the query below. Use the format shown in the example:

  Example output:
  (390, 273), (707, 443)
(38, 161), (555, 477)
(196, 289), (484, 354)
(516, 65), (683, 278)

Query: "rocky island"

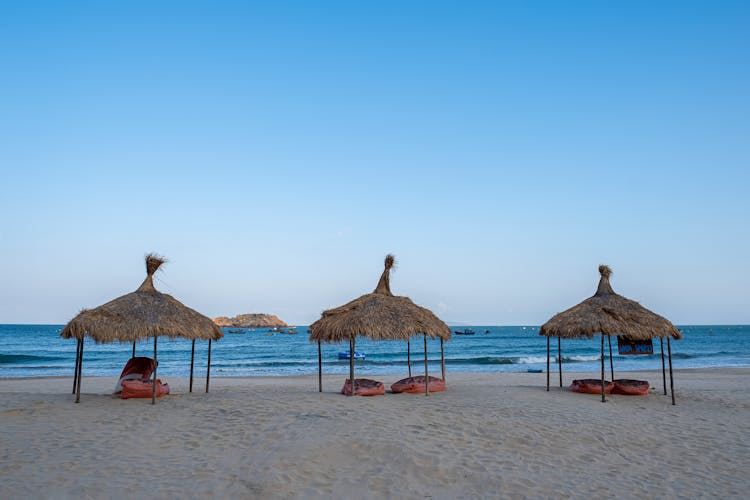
(213, 313), (288, 328)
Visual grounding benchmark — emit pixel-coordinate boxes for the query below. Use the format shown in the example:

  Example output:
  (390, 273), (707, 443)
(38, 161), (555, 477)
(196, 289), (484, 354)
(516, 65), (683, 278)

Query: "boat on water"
(278, 327), (297, 334)
(227, 328), (245, 334)
(338, 351), (365, 360)
(454, 328), (476, 335)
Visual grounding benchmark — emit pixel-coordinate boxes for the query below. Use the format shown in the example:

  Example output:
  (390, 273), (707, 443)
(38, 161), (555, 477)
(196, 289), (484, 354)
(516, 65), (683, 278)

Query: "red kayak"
(120, 379), (170, 399)
(341, 378), (385, 396)
(115, 357), (169, 398)
(390, 376), (446, 394)
(612, 379), (649, 396)
(114, 357), (156, 394)
(569, 379), (614, 395)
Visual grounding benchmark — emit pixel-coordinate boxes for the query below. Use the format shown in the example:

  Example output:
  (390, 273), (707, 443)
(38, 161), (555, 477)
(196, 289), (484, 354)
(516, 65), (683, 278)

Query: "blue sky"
(1, 1), (748, 325)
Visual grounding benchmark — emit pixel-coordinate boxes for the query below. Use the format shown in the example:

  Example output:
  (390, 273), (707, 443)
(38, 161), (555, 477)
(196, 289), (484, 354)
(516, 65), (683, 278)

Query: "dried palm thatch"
(539, 265), (681, 341)
(60, 254), (223, 343)
(309, 255), (450, 343)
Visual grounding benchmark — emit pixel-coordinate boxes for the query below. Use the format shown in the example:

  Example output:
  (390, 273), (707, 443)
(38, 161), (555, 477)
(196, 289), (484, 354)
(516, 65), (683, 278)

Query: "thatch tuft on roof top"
(61, 253), (223, 343)
(539, 265), (681, 341)
(309, 254), (450, 343)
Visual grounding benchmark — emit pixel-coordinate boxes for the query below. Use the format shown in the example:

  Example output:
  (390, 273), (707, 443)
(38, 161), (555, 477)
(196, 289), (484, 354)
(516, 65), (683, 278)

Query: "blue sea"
(1, 325), (749, 379)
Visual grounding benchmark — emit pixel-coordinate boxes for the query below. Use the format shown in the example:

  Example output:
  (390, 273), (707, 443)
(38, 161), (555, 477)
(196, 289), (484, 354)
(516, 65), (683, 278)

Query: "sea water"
(1, 325), (749, 379)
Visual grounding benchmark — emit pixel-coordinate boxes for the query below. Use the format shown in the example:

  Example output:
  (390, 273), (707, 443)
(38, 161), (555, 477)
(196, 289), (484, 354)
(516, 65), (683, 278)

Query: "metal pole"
(600, 333), (606, 403)
(75, 338), (83, 403)
(318, 340), (322, 392)
(424, 334), (429, 397)
(608, 335), (614, 381)
(206, 339), (212, 393)
(667, 337), (675, 405)
(152, 336), (158, 405)
(349, 336), (355, 396)
(557, 336), (562, 387)
(73, 338), (81, 394)
(660, 337), (667, 395)
(546, 336), (550, 392)
(407, 339), (411, 377)
(189, 339), (195, 393)
(132, 341), (136, 358)
(440, 338), (445, 382)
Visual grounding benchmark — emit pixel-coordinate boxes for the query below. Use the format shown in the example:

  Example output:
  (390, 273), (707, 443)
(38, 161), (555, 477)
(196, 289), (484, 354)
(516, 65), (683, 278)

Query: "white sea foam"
(517, 356), (548, 364)
(565, 355), (601, 362)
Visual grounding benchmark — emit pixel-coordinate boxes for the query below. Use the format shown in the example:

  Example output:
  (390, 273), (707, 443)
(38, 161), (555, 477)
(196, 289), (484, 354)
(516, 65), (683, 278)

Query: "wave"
(0, 353), (63, 364)
(563, 355), (601, 362)
(671, 353), (693, 359)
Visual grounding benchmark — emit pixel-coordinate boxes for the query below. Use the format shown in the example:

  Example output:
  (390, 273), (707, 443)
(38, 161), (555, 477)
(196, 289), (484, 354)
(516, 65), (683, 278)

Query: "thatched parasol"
(309, 255), (450, 396)
(62, 254), (223, 403)
(539, 265), (681, 404)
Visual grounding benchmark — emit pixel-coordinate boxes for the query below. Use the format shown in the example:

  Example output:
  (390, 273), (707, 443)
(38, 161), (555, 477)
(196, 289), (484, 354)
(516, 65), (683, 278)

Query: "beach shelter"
(539, 265), (682, 404)
(309, 255), (451, 396)
(61, 254), (223, 404)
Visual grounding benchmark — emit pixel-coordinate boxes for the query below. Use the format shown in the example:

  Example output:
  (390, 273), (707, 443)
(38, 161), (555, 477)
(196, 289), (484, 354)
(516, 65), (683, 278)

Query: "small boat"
(338, 351), (365, 360)
(454, 329), (475, 335)
(121, 379), (170, 399)
(341, 378), (384, 396)
(114, 357), (170, 399)
(391, 375), (446, 394)
(227, 328), (245, 334)
(612, 379), (649, 396)
(569, 379), (614, 395)
(527, 368), (543, 373)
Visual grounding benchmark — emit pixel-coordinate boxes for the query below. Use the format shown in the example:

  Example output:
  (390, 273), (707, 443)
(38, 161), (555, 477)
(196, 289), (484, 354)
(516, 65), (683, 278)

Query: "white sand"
(1, 369), (749, 499)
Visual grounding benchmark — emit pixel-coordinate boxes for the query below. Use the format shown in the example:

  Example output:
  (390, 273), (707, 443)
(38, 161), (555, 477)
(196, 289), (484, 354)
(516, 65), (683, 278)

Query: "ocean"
(1, 324), (749, 379)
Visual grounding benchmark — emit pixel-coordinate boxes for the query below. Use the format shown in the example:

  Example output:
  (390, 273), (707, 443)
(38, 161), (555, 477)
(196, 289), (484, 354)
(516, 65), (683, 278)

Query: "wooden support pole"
(407, 339), (411, 377)
(660, 337), (667, 395)
(189, 339), (195, 393)
(546, 336), (550, 392)
(349, 336), (355, 397)
(668, 337), (675, 405)
(440, 338), (445, 382)
(424, 334), (429, 397)
(76, 337), (85, 403)
(73, 338), (81, 394)
(152, 336), (158, 405)
(557, 336), (562, 387)
(206, 339), (212, 393)
(600, 333), (606, 403)
(318, 340), (322, 393)
(132, 341), (136, 358)
(608, 335), (614, 381)
(75, 338), (84, 403)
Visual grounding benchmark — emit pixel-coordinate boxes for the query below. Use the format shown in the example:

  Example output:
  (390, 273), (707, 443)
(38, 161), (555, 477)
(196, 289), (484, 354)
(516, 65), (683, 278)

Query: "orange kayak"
(390, 376), (446, 394)
(341, 378), (385, 396)
(569, 379), (614, 395)
(612, 379), (649, 396)
(120, 379), (170, 399)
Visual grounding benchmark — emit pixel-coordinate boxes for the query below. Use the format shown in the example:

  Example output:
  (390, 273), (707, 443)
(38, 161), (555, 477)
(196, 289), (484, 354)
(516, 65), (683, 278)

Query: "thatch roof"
(309, 255), (451, 343)
(539, 265), (681, 340)
(60, 254), (223, 343)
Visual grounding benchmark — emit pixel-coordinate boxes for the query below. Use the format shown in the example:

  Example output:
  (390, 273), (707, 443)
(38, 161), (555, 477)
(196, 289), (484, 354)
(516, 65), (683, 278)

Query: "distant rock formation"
(213, 313), (288, 328)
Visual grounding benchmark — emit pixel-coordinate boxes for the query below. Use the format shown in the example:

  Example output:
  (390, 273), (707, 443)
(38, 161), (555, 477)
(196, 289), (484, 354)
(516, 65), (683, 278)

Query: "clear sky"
(1, 1), (748, 325)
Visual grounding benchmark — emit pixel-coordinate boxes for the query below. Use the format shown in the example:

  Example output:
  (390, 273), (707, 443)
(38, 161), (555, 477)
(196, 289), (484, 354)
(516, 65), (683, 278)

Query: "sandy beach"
(1, 369), (749, 499)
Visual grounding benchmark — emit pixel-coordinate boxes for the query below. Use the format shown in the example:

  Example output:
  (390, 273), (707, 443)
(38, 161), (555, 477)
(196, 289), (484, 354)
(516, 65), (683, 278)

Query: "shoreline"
(1, 365), (748, 383)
